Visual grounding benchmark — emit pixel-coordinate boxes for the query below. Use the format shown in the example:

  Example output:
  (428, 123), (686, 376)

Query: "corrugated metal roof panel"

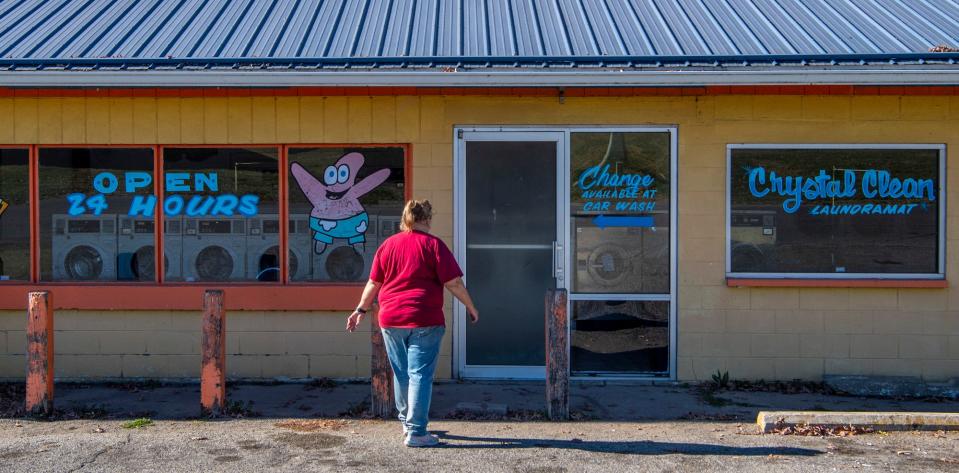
(0, 0), (955, 71)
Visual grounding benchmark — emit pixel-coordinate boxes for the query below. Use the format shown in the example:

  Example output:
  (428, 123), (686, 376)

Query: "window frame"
(725, 143), (947, 281)
(0, 143), (412, 310)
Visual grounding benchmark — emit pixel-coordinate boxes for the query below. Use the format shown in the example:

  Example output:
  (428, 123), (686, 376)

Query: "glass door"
(455, 131), (566, 379)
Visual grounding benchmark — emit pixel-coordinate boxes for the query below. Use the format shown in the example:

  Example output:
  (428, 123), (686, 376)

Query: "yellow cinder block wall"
(0, 93), (957, 381)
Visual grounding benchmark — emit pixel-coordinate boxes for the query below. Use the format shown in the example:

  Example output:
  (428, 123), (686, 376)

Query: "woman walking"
(347, 199), (479, 447)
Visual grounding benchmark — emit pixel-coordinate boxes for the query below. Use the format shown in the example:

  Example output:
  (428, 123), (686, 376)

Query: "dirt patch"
(206, 448), (239, 456)
(519, 468), (567, 473)
(236, 439), (267, 451)
(273, 432), (346, 450)
(0, 450), (27, 460)
(275, 419), (351, 432)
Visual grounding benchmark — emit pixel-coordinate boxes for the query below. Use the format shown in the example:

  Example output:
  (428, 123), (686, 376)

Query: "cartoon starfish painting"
(0, 198), (7, 218)
(290, 152), (391, 255)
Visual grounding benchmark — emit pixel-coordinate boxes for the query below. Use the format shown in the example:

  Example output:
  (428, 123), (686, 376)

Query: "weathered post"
(200, 290), (226, 416)
(26, 291), (54, 416)
(545, 289), (569, 421)
(370, 304), (394, 419)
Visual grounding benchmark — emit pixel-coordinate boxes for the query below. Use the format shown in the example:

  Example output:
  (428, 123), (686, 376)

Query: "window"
(38, 148), (155, 282)
(728, 145), (944, 278)
(163, 148), (279, 283)
(0, 149), (29, 281)
(569, 131), (674, 377)
(288, 147), (406, 283)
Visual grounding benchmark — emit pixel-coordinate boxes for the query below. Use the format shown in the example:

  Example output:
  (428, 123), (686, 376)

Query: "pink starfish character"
(291, 152), (391, 255)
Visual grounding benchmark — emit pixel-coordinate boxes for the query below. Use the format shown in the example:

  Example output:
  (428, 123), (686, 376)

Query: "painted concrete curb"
(757, 411), (959, 433)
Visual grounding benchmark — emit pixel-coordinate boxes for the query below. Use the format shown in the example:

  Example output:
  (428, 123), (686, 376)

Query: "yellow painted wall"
(0, 93), (957, 381)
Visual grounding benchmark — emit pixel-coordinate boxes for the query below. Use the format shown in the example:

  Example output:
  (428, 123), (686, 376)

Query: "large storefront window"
(728, 146), (944, 277)
(569, 131), (673, 376)
(288, 147), (406, 283)
(163, 148), (279, 283)
(0, 149), (29, 281)
(38, 148), (155, 282)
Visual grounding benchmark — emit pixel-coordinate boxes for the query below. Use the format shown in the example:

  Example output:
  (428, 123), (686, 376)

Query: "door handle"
(552, 241), (564, 282)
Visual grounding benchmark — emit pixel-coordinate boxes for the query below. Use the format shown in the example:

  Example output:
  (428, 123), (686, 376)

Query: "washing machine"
(378, 215), (402, 242)
(313, 215), (379, 282)
(51, 214), (118, 281)
(182, 216), (247, 282)
(574, 221), (668, 294)
(163, 217), (184, 281)
(246, 214), (313, 282)
(117, 216), (158, 281)
(289, 213), (314, 281)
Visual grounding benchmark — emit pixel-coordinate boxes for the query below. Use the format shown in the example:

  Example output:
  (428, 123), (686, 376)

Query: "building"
(0, 0), (956, 382)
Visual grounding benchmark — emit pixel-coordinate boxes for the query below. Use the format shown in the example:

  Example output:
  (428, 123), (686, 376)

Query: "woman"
(347, 199), (479, 447)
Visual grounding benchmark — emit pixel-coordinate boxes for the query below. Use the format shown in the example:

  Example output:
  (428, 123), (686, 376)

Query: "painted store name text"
(66, 172), (260, 217)
(578, 164), (658, 213)
(748, 167), (935, 215)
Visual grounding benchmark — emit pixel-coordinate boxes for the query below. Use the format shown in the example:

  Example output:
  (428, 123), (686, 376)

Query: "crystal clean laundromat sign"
(66, 172), (260, 217)
(728, 147), (942, 275)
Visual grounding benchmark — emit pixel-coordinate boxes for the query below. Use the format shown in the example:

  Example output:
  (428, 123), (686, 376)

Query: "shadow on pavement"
(433, 431), (822, 456)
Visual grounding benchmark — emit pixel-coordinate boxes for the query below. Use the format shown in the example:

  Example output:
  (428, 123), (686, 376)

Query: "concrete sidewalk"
(23, 380), (959, 422)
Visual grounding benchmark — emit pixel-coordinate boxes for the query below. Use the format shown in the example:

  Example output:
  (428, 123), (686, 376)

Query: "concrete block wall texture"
(0, 93), (957, 381)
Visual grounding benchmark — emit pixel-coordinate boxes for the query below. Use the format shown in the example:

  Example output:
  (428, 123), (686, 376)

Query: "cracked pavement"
(0, 381), (957, 472)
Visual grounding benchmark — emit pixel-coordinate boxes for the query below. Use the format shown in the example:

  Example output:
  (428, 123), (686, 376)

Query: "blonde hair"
(400, 199), (433, 231)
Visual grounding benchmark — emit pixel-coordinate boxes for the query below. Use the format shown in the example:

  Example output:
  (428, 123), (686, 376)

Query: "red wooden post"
(200, 290), (226, 416)
(370, 304), (395, 419)
(26, 291), (54, 416)
(545, 289), (569, 420)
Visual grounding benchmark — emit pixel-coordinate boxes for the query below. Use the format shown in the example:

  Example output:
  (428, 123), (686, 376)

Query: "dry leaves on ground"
(275, 419), (352, 432)
(769, 418), (874, 437)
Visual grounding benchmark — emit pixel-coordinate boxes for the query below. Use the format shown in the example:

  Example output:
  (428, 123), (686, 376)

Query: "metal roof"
(0, 0), (957, 87)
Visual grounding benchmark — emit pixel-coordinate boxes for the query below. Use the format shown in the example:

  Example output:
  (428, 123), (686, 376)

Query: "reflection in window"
(0, 149), (30, 281)
(571, 300), (669, 375)
(38, 148), (154, 282)
(570, 132), (671, 294)
(163, 148), (278, 282)
(287, 147), (405, 282)
(729, 148), (942, 275)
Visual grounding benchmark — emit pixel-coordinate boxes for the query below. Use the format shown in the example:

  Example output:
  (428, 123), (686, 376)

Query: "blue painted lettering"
(124, 172), (152, 193)
(238, 195), (259, 217)
(165, 173), (191, 192)
(93, 172), (119, 194)
(128, 195), (156, 217)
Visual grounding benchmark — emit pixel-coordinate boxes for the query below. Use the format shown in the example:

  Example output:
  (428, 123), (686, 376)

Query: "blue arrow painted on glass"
(593, 215), (654, 229)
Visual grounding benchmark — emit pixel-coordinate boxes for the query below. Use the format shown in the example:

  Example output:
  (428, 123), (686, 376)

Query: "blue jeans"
(381, 326), (445, 436)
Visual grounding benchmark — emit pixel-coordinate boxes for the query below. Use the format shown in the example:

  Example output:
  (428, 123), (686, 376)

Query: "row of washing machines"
(50, 214), (402, 282)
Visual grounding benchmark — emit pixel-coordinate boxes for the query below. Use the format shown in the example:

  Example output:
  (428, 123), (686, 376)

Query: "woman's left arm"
(346, 279), (382, 332)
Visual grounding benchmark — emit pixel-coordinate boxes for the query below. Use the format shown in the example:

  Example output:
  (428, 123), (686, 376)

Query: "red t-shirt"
(369, 230), (463, 328)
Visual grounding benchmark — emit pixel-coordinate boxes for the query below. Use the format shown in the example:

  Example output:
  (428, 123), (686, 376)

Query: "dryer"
(246, 214), (313, 282)
(313, 215), (379, 282)
(51, 214), (118, 281)
(182, 217), (247, 282)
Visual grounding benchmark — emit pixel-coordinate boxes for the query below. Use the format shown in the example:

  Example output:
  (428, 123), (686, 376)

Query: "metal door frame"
(454, 129), (566, 379)
(453, 126), (678, 380)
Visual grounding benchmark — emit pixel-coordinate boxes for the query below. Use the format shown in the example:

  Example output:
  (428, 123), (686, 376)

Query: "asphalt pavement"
(0, 381), (957, 472)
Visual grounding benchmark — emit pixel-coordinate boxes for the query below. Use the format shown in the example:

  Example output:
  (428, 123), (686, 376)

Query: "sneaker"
(405, 433), (440, 448)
